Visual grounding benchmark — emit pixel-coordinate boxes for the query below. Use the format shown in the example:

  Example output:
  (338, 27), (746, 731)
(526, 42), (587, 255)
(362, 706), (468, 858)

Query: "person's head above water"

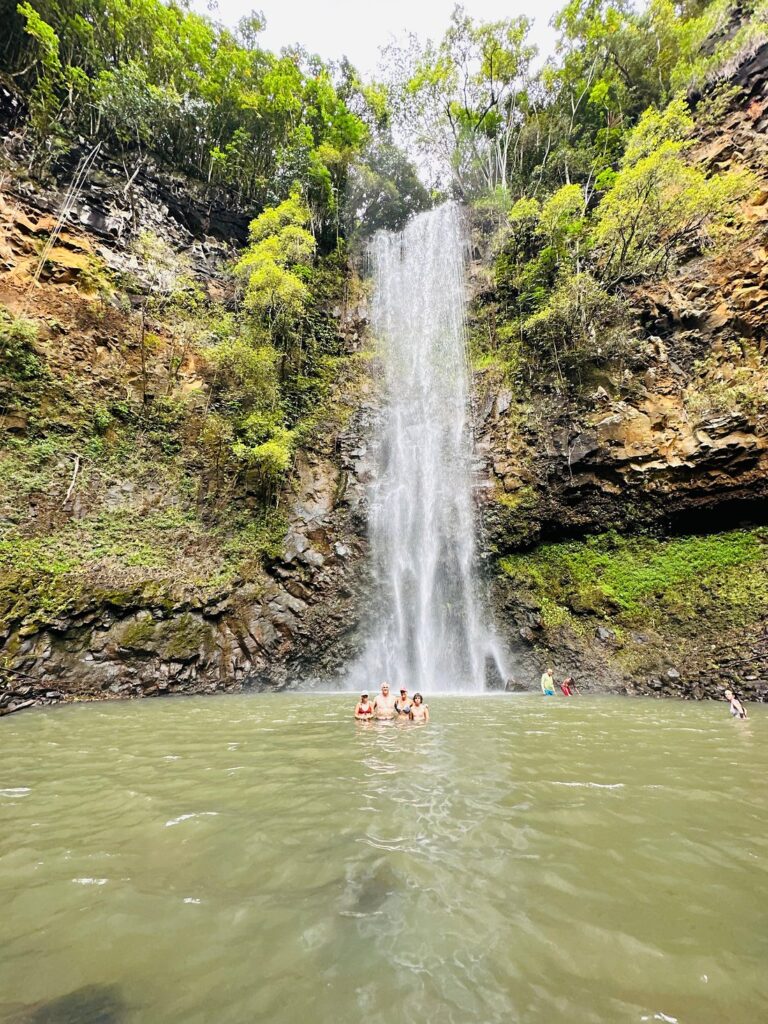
(400, 688), (407, 696)
(413, 693), (423, 704)
(725, 689), (734, 699)
(361, 693), (368, 700)
(380, 683), (390, 693)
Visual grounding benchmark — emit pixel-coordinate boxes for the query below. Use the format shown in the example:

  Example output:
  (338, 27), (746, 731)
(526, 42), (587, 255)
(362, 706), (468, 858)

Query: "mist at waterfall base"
(347, 204), (507, 695)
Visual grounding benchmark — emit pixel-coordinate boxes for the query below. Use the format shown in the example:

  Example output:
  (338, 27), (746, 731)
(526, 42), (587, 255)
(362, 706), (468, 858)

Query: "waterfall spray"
(354, 203), (507, 693)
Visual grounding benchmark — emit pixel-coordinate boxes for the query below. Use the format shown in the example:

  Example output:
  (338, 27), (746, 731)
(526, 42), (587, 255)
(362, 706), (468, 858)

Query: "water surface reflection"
(1, 695), (766, 1023)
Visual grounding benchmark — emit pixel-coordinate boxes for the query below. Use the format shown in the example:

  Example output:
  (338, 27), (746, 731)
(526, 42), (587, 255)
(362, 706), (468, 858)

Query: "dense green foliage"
(0, 0), (415, 237)
(3, 0), (762, 249)
(0, 306), (44, 380)
(381, 0), (762, 382)
(481, 99), (752, 378)
(386, 0), (766, 199)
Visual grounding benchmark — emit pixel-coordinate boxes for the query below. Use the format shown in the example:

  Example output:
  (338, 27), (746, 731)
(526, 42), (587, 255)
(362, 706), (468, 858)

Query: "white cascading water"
(354, 202), (507, 693)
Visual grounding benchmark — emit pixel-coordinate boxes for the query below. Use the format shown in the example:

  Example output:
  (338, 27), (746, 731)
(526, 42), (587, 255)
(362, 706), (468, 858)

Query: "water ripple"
(0, 694), (766, 1024)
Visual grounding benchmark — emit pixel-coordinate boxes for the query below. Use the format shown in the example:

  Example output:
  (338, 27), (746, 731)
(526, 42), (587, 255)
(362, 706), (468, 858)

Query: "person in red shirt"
(560, 676), (578, 696)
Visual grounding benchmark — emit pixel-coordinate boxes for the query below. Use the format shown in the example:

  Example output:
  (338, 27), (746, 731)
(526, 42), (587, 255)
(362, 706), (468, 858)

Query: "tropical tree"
(384, 5), (536, 195)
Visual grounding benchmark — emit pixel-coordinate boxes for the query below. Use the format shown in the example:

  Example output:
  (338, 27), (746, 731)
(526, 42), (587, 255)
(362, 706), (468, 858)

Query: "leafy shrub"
(235, 193), (315, 348)
(522, 271), (628, 369)
(231, 426), (294, 496)
(206, 340), (280, 414)
(0, 307), (44, 380)
(592, 135), (754, 284)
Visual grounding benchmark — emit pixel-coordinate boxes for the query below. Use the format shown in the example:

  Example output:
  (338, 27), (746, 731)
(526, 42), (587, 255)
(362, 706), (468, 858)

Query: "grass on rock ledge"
(500, 528), (768, 634)
(0, 506), (287, 628)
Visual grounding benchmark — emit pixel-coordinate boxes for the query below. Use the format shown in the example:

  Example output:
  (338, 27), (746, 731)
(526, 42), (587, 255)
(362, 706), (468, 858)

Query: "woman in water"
(724, 688), (748, 719)
(354, 693), (374, 720)
(394, 688), (412, 718)
(560, 676), (578, 696)
(409, 693), (429, 723)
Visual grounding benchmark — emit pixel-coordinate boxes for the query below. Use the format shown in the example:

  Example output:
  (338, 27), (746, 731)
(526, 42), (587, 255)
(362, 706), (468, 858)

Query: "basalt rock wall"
(473, 44), (768, 702)
(0, 145), (376, 713)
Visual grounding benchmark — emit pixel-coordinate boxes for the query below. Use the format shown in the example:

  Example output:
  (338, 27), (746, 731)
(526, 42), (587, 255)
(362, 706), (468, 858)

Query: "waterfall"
(354, 203), (506, 693)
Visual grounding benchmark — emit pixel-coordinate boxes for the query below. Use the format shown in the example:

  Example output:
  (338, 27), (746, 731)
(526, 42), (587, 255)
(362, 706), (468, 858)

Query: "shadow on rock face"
(13, 984), (125, 1024)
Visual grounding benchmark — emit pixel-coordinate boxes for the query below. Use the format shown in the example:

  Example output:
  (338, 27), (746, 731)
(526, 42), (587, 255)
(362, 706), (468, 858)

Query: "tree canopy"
(2, 0), (762, 392)
(0, 0), (389, 235)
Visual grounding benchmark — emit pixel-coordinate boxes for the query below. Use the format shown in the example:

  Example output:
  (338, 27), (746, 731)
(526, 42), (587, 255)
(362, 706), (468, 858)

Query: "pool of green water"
(0, 694), (766, 1023)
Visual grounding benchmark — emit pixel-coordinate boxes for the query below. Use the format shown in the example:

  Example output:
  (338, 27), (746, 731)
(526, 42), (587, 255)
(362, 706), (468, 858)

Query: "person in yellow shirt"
(540, 668), (555, 696)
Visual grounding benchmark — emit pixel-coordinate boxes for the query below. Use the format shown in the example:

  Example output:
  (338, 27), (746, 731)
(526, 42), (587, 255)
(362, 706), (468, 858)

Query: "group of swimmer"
(540, 667), (579, 696)
(354, 675), (750, 722)
(354, 682), (429, 723)
(541, 666), (750, 719)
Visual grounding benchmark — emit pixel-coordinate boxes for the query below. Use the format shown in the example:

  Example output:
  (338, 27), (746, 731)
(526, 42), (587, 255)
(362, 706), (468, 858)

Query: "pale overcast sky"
(196, 0), (563, 75)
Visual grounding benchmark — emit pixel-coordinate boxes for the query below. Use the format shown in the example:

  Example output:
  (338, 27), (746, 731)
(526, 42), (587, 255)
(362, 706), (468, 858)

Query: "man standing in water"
(373, 682), (397, 720)
(541, 668), (555, 696)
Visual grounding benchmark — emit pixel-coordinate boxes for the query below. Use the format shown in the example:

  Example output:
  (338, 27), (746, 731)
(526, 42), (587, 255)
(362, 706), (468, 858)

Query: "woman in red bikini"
(354, 693), (374, 720)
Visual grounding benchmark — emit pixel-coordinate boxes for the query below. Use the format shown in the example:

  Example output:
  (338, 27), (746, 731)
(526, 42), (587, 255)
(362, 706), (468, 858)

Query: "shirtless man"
(409, 693), (429, 723)
(373, 682), (397, 720)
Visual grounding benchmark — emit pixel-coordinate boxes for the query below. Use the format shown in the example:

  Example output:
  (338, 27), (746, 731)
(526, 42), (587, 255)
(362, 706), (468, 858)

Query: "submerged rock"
(12, 984), (125, 1024)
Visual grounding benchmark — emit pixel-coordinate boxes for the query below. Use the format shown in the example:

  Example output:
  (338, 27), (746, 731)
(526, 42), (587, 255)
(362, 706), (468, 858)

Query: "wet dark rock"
(567, 431), (599, 465)
(0, 699), (35, 716)
(13, 983), (125, 1024)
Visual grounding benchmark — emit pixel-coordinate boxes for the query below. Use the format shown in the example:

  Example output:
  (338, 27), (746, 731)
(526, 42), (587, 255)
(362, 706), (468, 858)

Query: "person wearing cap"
(373, 682), (397, 720)
(354, 693), (374, 720)
(394, 687), (412, 718)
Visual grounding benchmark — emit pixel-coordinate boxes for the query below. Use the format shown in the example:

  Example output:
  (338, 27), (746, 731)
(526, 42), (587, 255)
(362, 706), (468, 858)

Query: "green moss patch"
(500, 528), (768, 632)
(0, 505), (287, 628)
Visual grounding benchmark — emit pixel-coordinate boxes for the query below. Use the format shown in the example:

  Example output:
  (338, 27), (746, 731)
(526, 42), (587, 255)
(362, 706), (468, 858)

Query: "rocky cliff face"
(2, 439), (374, 706)
(3, 45), (768, 713)
(0, 151), (376, 713)
(473, 44), (768, 702)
